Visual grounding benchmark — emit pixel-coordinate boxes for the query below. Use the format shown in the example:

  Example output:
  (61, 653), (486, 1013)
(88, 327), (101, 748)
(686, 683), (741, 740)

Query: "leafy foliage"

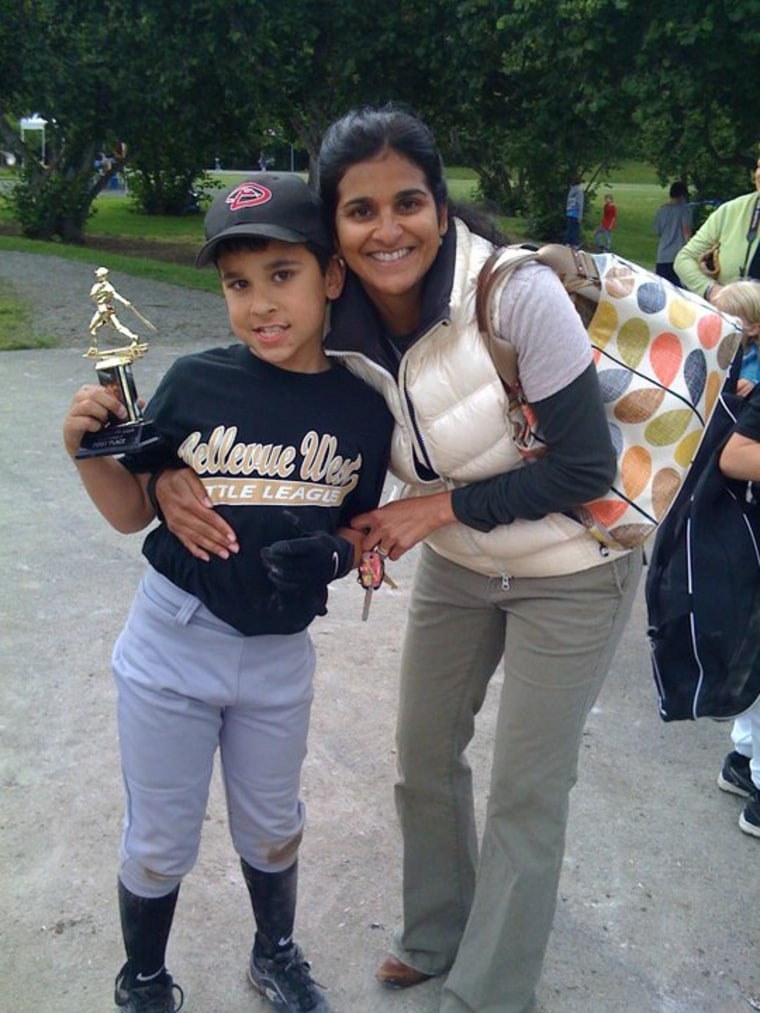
(1, 0), (123, 239)
(626, 0), (760, 201)
(435, 0), (644, 237)
(94, 1), (260, 214)
(0, 0), (757, 244)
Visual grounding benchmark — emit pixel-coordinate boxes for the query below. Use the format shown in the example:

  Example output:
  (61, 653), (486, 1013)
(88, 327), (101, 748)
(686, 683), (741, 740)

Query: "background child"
(594, 192), (617, 253)
(563, 174), (584, 248)
(714, 279), (760, 838)
(62, 174), (393, 1012)
(654, 181), (693, 286)
(714, 280), (760, 396)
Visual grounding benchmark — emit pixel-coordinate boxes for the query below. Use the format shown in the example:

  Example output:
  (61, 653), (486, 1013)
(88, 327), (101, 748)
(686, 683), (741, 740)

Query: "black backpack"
(645, 378), (760, 721)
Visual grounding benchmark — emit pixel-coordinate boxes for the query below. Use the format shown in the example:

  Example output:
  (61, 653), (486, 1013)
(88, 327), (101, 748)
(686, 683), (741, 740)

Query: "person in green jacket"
(675, 154), (760, 302)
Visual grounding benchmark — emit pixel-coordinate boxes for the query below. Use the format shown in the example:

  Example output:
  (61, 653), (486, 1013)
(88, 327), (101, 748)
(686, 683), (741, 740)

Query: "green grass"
(447, 166), (480, 180)
(447, 176), (480, 202)
(1, 164), (668, 265)
(0, 233), (218, 291)
(0, 163), (672, 349)
(448, 161), (670, 266)
(586, 163), (668, 268)
(87, 198), (206, 241)
(0, 276), (57, 349)
(605, 160), (662, 186)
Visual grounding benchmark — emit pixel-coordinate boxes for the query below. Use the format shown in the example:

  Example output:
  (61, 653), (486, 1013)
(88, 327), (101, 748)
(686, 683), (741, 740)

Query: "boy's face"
(217, 241), (344, 373)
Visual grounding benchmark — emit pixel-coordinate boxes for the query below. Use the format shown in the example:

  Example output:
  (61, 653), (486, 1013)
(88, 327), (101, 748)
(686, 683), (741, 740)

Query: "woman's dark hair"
(317, 104), (509, 246)
(317, 105), (448, 224)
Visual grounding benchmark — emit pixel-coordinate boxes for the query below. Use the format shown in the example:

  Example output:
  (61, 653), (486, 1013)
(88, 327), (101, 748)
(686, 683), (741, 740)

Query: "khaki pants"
(391, 544), (643, 1013)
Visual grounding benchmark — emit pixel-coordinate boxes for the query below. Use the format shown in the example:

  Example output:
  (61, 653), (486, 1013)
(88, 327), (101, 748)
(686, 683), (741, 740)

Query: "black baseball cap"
(195, 173), (333, 268)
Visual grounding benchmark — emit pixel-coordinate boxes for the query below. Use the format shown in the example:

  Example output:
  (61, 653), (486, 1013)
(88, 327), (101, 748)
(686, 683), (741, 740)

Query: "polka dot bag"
(476, 245), (743, 550)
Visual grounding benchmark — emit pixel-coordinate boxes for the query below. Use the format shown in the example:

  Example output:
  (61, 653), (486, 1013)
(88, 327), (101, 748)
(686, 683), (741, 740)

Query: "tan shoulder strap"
(476, 243), (602, 391)
(475, 247), (538, 390)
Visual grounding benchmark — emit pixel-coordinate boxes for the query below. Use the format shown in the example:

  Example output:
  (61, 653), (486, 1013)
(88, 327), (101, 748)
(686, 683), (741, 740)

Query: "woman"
(675, 155), (760, 301)
(155, 107), (642, 1013)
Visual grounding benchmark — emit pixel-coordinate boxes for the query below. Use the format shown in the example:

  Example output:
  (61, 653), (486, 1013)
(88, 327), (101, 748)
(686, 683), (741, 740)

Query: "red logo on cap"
(226, 182), (273, 211)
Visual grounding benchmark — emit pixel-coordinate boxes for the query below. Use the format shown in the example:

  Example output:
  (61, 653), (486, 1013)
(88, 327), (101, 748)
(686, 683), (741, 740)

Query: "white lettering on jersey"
(177, 426), (361, 496)
(202, 479), (346, 506)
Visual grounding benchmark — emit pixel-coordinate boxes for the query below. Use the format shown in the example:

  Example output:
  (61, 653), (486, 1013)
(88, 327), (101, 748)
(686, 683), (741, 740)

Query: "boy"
(62, 174), (393, 1012)
(654, 181), (693, 286)
(563, 175), (584, 249)
(593, 192), (617, 253)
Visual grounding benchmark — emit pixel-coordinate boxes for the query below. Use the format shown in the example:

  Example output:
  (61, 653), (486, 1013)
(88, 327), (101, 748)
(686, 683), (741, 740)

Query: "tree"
(0, 1), (278, 237)
(1, 0), (131, 240)
(434, 0), (644, 238)
(3, 0), (757, 246)
(626, 0), (760, 202)
(208, 0), (467, 177)
(94, 1), (272, 215)
(1, 0), (467, 235)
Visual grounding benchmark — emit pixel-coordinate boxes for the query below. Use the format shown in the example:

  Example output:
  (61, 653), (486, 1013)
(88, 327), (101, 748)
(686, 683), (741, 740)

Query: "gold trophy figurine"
(76, 267), (161, 459)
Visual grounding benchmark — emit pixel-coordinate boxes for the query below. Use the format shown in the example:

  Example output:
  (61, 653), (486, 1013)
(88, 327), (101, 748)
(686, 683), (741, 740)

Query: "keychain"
(357, 547), (398, 620)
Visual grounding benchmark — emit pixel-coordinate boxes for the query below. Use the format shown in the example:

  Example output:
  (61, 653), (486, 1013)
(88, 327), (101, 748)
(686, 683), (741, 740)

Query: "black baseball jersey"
(124, 344), (393, 634)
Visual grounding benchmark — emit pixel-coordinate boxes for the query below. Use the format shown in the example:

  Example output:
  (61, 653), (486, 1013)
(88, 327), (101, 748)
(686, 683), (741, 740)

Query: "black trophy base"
(76, 420), (161, 459)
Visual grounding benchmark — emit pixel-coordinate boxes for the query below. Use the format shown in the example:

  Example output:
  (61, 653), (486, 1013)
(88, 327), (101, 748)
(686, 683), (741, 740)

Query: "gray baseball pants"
(112, 566), (315, 899)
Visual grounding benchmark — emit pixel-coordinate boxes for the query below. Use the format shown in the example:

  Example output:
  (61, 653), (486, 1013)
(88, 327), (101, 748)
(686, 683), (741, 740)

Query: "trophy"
(76, 267), (161, 459)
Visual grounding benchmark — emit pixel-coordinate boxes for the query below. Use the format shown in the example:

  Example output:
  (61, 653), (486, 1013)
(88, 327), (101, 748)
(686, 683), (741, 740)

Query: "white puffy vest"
(329, 221), (621, 579)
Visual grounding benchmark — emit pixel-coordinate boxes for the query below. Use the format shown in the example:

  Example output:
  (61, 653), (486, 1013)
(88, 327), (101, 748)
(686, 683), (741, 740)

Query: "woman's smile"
(335, 147), (447, 334)
(369, 247), (414, 262)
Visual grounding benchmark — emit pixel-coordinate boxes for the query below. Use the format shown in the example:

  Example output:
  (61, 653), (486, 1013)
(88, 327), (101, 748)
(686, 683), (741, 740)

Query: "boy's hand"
(268, 583), (329, 621)
(63, 384), (126, 459)
(260, 512), (354, 621)
(156, 468), (239, 562)
(261, 530), (354, 592)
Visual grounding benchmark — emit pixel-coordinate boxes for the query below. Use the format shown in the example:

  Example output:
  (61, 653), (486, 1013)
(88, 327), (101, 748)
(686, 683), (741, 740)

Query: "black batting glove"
(267, 583), (329, 621)
(261, 530), (354, 593)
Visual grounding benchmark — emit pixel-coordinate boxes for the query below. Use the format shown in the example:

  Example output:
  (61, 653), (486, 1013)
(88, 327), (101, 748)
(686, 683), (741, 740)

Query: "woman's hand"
(350, 492), (455, 560)
(155, 468), (239, 561)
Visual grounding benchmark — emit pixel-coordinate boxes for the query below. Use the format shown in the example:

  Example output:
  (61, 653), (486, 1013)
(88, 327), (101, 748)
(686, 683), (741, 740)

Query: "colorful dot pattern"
(579, 258), (741, 549)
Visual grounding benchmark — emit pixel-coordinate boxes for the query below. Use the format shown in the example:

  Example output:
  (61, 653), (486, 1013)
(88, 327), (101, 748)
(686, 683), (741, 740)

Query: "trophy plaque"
(76, 267), (162, 459)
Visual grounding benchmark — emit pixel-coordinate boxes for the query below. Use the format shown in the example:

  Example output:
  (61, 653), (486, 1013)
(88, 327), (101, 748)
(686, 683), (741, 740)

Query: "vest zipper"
(397, 318), (451, 476)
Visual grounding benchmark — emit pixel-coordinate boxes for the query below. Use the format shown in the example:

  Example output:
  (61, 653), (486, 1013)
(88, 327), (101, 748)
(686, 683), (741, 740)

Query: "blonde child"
(714, 280), (760, 396)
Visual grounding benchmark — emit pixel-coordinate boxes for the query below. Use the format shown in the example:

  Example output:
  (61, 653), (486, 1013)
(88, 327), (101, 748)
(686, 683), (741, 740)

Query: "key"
(362, 586), (374, 621)
(358, 548), (388, 622)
